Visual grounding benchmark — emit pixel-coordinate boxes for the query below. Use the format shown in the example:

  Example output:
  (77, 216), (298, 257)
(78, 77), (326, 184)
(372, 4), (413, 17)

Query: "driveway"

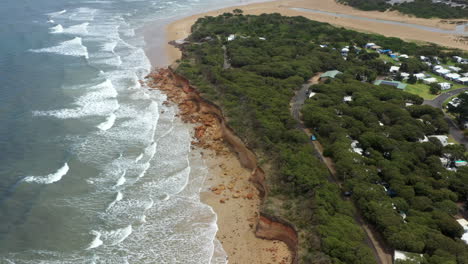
(423, 87), (468, 148)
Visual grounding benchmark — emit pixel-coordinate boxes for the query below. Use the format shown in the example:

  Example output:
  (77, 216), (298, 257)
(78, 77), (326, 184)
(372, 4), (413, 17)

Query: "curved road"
(290, 74), (393, 264)
(423, 88), (468, 148)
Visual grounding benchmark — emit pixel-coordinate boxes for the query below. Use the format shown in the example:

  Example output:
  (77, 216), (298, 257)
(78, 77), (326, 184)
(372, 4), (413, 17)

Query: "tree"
(429, 83), (440, 95)
(407, 74), (417, 84)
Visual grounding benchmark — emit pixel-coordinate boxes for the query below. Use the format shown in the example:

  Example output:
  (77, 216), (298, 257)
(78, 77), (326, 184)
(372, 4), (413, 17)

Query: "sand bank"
(165, 0), (467, 65)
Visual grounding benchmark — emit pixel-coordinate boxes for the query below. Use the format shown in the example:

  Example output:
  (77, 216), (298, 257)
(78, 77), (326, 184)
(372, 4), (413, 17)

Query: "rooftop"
(320, 70), (342, 79)
(374, 80), (407, 89)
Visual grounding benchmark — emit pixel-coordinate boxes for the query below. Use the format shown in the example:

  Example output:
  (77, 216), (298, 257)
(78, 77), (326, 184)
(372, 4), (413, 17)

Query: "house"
(446, 73), (461, 81)
(320, 70), (342, 80)
(389, 66), (400, 73)
(419, 135), (429, 143)
(449, 66), (462, 72)
(350, 140), (363, 155)
(308, 92), (316, 98)
(423, 77), (437, 84)
(365, 42), (376, 49)
(341, 47), (350, 55)
(400, 72), (410, 79)
(448, 98), (462, 108)
(413, 73), (426, 80)
(370, 45), (382, 50)
(319, 44), (328, 48)
(454, 56), (463, 63)
(439, 82), (452, 90)
(433, 65), (443, 71)
(456, 219), (468, 244)
(458, 77), (468, 85)
(440, 157), (450, 167)
(436, 68), (451, 76)
(374, 80), (407, 89)
(394, 250), (424, 263)
(343, 96), (353, 102)
(399, 54), (409, 59)
(420, 56), (429, 61)
(227, 34), (236, 41)
(258, 37), (266, 40)
(462, 72), (468, 77)
(428, 135), (449, 146)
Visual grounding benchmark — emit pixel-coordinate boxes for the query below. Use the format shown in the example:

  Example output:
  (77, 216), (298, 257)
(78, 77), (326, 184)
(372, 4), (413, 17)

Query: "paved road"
(423, 88), (468, 148)
(423, 88), (468, 108)
(289, 74), (392, 264)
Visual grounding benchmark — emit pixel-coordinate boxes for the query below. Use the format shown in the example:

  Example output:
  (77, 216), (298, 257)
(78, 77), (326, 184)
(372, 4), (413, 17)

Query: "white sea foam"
(23, 163), (69, 184)
(47, 9), (67, 17)
(144, 198), (154, 210)
(134, 153), (143, 163)
(30, 37), (89, 59)
(86, 230), (103, 249)
(52, 23), (89, 35)
(97, 113), (116, 130)
(107, 191), (123, 210)
(47, 19), (55, 24)
(50, 24), (63, 33)
(115, 170), (127, 186)
(107, 225), (132, 245)
(34, 79), (119, 119)
(69, 7), (97, 22)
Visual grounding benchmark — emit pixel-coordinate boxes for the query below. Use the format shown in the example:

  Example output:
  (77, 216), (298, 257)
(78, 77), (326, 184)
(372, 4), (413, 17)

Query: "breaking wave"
(23, 163), (69, 184)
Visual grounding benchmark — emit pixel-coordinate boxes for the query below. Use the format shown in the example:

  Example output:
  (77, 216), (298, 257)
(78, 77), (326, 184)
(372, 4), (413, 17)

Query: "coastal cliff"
(145, 68), (299, 263)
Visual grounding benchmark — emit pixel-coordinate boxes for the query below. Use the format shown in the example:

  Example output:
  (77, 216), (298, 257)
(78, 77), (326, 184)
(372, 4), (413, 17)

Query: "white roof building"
(414, 73), (426, 80)
(433, 65), (443, 71)
(423, 77), (437, 84)
(419, 135), (429, 143)
(428, 135), (449, 146)
(309, 92), (316, 98)
(449, 66), (462, 72)
(227, 34), (236, 41)
(390, 66), (400, 73)
(457, 219), (468, 244)
(400, 72), (410, 79)
(436, 69), (451, 76)
(458, 77), (468, 84)
(350, 140), (363, 155)
(394, 250), (423, 263)
(399, 54), (409, 59)
(446, 73), (461, 80)
(420, 56), (428, 61)
(439, 82), (452, 90)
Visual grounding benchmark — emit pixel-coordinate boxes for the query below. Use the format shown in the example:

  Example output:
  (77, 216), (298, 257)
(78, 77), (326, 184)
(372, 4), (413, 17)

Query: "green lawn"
(403, 73), (465, 100)
(405, 82), (434, 99)
(379, 54), (397, 64)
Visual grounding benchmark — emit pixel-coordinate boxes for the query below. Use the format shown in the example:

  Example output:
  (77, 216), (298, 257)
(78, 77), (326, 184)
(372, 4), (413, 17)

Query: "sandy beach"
(145, 69), (292, 263)
(165, 0), (467, 64)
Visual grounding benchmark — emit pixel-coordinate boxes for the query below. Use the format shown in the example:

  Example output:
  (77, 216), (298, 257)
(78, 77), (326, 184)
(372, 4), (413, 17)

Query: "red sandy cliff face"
(145, 68), (299, 263)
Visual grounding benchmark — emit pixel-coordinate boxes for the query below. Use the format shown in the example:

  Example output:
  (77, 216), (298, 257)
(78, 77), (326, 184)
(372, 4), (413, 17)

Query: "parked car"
(311, 135), (317, 141)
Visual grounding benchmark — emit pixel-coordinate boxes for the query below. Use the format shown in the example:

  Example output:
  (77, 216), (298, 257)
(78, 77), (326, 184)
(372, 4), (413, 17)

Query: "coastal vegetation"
(337, 0), (468, 19)
(176, 12), (468, 263)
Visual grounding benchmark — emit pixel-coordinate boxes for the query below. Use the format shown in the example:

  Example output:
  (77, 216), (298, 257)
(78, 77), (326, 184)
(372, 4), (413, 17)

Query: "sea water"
(0, 0), (261, 263)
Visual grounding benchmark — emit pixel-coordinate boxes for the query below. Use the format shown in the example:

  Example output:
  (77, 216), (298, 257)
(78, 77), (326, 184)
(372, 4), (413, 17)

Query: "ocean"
(0, 0), (258, 263)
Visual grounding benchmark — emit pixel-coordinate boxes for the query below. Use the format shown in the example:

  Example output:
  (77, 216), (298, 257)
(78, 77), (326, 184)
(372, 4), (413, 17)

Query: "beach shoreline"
(145, 69), (293, 263)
